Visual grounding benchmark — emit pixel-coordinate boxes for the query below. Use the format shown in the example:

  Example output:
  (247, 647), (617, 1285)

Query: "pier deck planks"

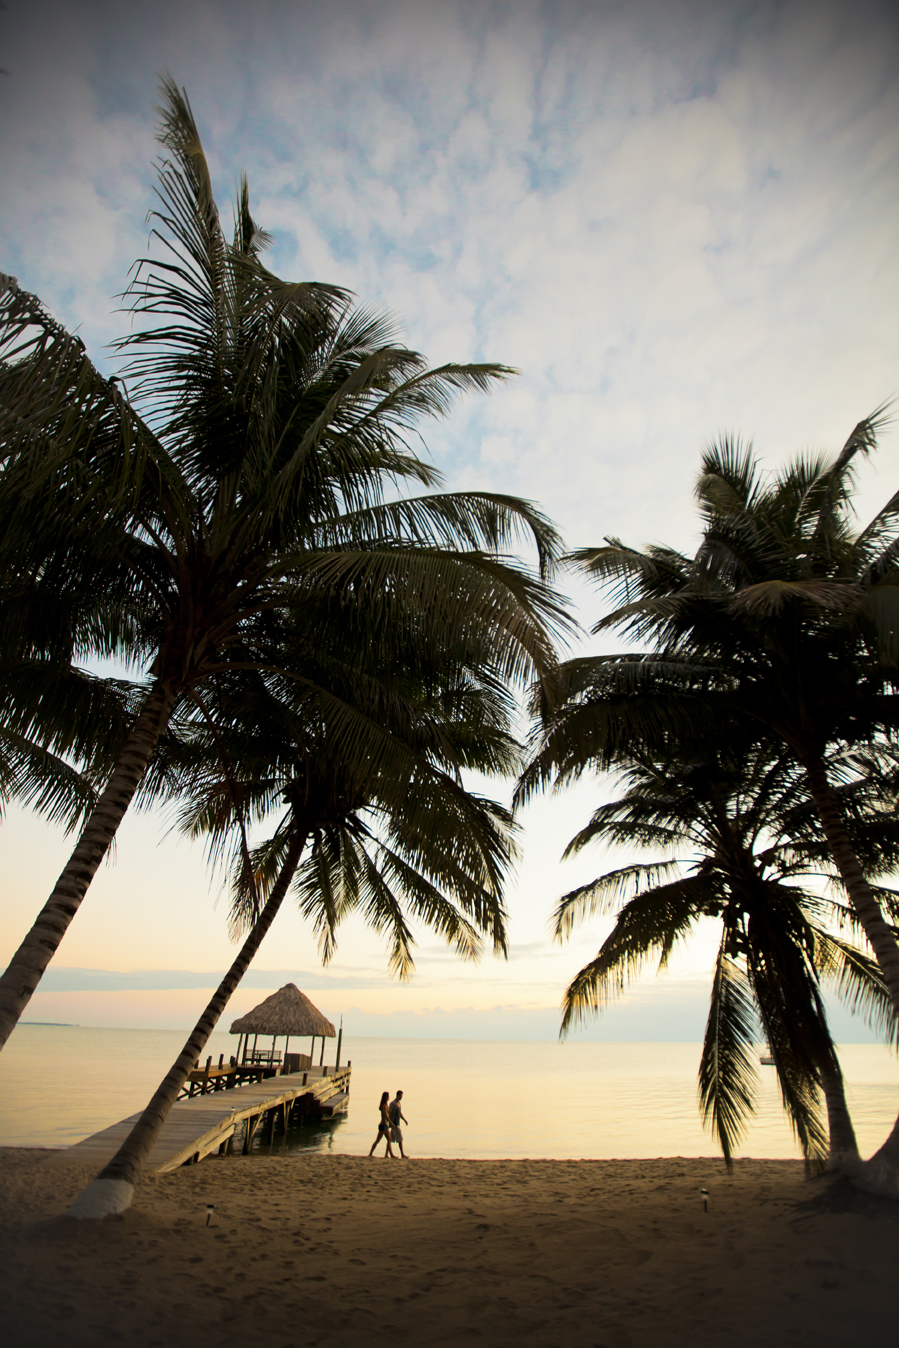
(50, 1066), (351, 1175)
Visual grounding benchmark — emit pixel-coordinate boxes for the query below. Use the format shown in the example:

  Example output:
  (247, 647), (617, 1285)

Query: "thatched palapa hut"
(230, 983), (338, 1073)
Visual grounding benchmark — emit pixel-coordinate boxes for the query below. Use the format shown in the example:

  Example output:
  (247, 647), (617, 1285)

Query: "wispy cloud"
(3, 3), (896, 559)
(36, 966), (388, 992)
(2, 0), (898, 1031)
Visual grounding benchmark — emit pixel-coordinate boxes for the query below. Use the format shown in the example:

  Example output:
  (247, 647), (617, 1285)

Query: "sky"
(1, 0), (898, 1040)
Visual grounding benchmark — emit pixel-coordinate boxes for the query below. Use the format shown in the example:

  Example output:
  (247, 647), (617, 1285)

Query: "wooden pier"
(51, 1065), (351, 1176)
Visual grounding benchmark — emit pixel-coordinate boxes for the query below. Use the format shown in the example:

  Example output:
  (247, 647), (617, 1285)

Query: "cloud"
(37, 966), (387, 992)
(337, 1000), (713, 1041)
(4, 0), (896, 551)
(2, 0), (898, 1028)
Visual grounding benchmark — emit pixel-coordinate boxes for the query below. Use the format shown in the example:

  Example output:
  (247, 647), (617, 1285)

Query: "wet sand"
(0, 1147), (896, 1347)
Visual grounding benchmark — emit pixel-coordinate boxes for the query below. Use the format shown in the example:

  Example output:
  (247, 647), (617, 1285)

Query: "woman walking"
(368, 1091), (396, 1158)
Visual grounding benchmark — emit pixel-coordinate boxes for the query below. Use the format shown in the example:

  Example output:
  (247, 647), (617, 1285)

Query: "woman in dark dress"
(368, 1090), (396, 1158)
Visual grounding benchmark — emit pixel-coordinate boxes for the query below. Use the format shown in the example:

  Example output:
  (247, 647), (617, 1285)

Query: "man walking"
(388, 1090), (409, 1158)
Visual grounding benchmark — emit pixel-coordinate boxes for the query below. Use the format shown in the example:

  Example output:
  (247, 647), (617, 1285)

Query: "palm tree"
(520, 414), (899, 1192)
(0, 79), (567, 1049)
(70, 617), (523, 1216)
(550, 746), (896, 1171)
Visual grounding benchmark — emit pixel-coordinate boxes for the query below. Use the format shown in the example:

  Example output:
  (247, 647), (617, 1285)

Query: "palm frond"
(818, 932), (899, 1048)
(551, 861), (688, 940)
(698, 946), (759, 1167)
(559, 887), (702, 1034)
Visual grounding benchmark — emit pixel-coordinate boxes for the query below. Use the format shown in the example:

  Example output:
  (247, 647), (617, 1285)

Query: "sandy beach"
(0, 1149), (896, 1347)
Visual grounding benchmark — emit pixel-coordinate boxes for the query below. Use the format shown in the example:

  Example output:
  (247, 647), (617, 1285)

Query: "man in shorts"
(388, 1090), (409, 1158)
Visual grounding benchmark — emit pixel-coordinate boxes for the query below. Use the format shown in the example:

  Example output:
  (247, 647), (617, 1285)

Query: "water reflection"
(1, 1027), (896, 1160)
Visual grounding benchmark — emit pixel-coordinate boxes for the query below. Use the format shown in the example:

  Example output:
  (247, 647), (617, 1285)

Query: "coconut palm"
(551, 746), (897, 1171)
(70, 615), (523, 1215)
(519, 413), (899, 1191)
(0, 79), (567, 1049)
(559, 418), (899, 999)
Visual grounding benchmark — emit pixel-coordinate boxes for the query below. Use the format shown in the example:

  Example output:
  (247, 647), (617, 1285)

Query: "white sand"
(1, 1148), (896, 1347)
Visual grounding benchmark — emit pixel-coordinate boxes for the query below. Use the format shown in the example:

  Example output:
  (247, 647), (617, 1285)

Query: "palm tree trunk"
(804, 761), (899, 1019)
(0, 678), (178, 1050)
(66, 828), (308, 1219)
(804, 762), (899, 1194)
(818, 1059), (861, 1174)
(859, 1113), (899, 1197)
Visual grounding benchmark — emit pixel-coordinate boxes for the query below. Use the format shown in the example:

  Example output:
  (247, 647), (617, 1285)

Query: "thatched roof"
(230, 984), (336, 1037)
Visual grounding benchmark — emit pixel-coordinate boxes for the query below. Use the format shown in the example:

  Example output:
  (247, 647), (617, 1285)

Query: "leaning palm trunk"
(803, 762), (899, 1018)
(818, 1059), (861, 1174)
(858, 1108), (899, 1196)
(804, 763), (899, 1192)
(0, 679), (178, 1049)
(67, 829), (307, 1219)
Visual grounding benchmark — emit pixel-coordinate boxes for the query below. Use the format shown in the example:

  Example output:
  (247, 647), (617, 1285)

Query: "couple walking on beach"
(369, 1090), (409, 1158)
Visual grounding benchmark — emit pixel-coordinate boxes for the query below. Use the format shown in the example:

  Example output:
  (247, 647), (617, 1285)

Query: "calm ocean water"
(1, 1024), (897, 1160)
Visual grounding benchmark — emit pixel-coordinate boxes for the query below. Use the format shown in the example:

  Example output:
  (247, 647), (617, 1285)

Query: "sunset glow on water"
(1, 1025), (896, 1162)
